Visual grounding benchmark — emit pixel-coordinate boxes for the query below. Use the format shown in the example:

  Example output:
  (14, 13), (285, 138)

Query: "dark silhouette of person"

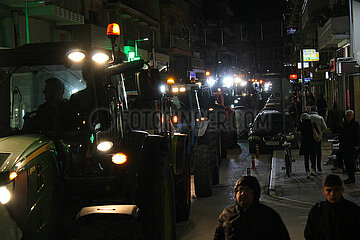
(327, 102), (344, 135)
(22, 78), (70, 133)
(305, 174), (360, 240)
(306, 91), (315, 106)
(339, 110), (360, 184)
(299, 113), (317, 178)
(316, 94), (327, 119)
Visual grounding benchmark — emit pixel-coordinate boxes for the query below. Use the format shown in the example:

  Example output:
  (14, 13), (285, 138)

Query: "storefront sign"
(303, 49), (319, 62)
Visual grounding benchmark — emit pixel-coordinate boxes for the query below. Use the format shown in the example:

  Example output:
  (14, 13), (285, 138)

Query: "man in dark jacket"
(304, 174), (360, 240)
(327, 102), (344, 135)
(339, 110), (360, 184)
(214, 176), (290, 240)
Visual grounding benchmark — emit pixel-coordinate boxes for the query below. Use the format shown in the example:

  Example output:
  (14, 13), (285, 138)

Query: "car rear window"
(254, 113), (294, 135)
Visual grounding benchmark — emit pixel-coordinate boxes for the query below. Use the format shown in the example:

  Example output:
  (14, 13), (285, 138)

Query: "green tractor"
(164, 81), (222, 197)
(0, 23), (183, 239)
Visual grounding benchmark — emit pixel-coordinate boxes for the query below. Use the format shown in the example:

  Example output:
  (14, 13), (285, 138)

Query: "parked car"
(248, 110), (298, 153)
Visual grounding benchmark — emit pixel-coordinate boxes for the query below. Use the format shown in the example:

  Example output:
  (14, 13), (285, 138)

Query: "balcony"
(0, 1), (84, 25)
(191, 57), (204, 69)
(317, 16), (349, 50)
(28, 4), (84, 25)
(164, 35), (191, 56)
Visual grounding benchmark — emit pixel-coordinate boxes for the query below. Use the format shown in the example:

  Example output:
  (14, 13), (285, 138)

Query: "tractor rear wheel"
(193, 145), (212, 197)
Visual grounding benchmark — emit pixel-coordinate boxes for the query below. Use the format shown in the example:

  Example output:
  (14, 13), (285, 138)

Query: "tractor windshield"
(0, 65), (86, 134)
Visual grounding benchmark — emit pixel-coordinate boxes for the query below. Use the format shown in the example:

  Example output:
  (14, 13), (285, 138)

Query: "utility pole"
(300, 42), (306, 112)
(293, 30), (307, 112)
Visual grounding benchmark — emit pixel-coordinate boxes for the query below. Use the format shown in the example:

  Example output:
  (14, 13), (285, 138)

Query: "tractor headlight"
(0, 186), (11, 204)
(97, 141), (113, 151)
(67, 50), (86, 62)
(92, 52), (110, 64)
(112, 153), (127, 165)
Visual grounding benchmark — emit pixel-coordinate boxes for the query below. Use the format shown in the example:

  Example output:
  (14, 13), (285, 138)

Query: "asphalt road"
(176, 141), (313, 240)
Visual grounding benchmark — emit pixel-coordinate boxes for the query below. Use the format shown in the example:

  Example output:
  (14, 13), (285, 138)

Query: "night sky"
(202, 0), (286, 23)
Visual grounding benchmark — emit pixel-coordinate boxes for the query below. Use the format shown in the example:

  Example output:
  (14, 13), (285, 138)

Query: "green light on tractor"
(90, 134), (95, 143)
(128, 51), (135, 59)
(124, 46), (141, 62)
(127, 51), (140, 62)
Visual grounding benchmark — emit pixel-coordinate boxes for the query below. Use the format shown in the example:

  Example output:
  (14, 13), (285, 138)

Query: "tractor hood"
(0, 134), (53, 172)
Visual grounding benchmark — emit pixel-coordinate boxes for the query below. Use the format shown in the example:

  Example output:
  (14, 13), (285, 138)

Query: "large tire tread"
(193, 145), (212, 197)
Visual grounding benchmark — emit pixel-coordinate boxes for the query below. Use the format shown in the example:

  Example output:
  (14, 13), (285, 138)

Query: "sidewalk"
(269, 139), (360, 205)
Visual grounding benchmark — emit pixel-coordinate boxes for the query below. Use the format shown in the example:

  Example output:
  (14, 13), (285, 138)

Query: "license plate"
(265, 141), (279, 146)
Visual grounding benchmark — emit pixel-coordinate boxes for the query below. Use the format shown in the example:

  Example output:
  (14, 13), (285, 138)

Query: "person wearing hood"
(304, 174), (360, 240)
(213, 176), (290, 240)
(339, 110), (360, 184)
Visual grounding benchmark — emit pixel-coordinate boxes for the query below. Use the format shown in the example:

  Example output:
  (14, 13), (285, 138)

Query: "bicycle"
(279, 133), (294, 177)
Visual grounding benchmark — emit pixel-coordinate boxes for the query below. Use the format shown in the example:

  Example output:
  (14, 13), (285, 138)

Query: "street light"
(135, 38), (149, 57)
(25, 1), (46, 44)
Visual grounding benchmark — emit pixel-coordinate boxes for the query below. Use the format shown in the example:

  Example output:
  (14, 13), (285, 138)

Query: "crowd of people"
(289, 90), (360, 184)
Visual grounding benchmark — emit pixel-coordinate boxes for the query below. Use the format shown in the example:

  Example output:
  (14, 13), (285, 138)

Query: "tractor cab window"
(4, 65), (86, 131)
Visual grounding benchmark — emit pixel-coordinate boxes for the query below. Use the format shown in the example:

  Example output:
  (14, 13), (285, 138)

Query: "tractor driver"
(23, 78), (72, 133)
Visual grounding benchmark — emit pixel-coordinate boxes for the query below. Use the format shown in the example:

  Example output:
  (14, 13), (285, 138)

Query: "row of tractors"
(0, 23), (236, 239)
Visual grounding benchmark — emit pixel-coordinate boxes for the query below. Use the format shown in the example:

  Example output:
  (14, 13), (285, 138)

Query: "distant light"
(160, 85), (166, 93)
(234, 77), (241, 84)
(207, 77), (216, 87)
(223, 76), (234, 88)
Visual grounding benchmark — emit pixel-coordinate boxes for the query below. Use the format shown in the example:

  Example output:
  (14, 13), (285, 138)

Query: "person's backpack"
(312, 123), (321, 142)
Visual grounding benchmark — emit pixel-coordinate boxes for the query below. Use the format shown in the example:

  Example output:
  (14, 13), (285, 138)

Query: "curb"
(268, 152), (314, 206)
